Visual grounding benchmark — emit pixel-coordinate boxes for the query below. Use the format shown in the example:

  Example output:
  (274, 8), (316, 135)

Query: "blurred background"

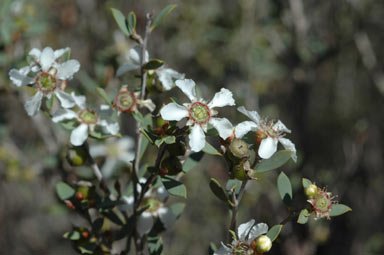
(1, 0), (383, 254)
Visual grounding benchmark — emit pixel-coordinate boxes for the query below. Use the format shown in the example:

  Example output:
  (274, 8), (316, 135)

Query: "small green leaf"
(111, 8), (131, 36)
(155, 136), (175, 147)
(60, 119), (78, 131)
(56, 182), (75, 200)
(102, 210), (124, 225)
(302, 178), (312, 189)
(151, 4), (177, 31)
(277, 172), (293, 205)
(45, 94), (55, 110)
(297, 209), (310, 224)
(209, 242), (218, 255)
(143, 59), (164, 70)
(255, 150), (292, 173)
(202, 142), (221, 156)
(92, 218), (104, 233)
(161, 176), (187, 198)
(266, 225), (283, 242)
(209, 178), (228, 202)
(183, 151), (204, 172)
(148, 235), (163, 255)
(127, 11), (136, 32)
(170, 203), (185, 218)
(226, 179), (241, 193)
(228, 229), (237, 240)
(78, 243), (96, 254)
(329, 204), (352, 217)
(63, 231), (81, 240)
(96, 87), (112, 106)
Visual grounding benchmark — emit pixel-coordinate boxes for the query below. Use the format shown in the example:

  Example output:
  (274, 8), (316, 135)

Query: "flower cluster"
(305, 183), (336, 220)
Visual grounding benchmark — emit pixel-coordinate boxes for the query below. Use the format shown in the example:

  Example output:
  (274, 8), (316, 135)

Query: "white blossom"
(8, 46), (80, 116)
(160, 79), (235, 152)
(52, 93), (120, 146)
(235, 106), (297, 162)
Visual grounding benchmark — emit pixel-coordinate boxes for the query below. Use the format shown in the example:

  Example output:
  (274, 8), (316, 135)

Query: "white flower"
(160, 79), (235, 152)
(52, 93), (120, 146)
(119, 183), (176, 237)
(235, 106), (297, 162)
(215, 219), (269, 255)
(8, 46), (80, 116)
(113, 85), (156, 113)
(116, 46), (184, 90)
(89, 136), (135, 178)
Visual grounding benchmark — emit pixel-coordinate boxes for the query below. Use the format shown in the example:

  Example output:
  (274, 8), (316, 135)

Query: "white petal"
(40, 47), (55, 72)
(24, 91), (43, 116)
(214, 244), (232, 255)
(120, 152), (134, 164)
(237, 106), (261, 124)
(189, 124), (206, 152)
(238, 219), (255, 241)
(55, 90), (76, 108)
(89, 144), (107, 157)
(249, 223), (268, 240)
(54, 47), (70, 59)
(9, 67), (35, 87)
(175, 79), (197, 102)
(28, 48), (41, 60)
(157, 186), (169, 202)
(235, 121), (258, 138)
(56, 60), (80, 80)
(137, 212), (154, 236)
(71, 92), (86, 109)
(129, 46), (148, 65)
(273, 120), (291, 133)
(52, 109), (78, 122)
(118, 136), (135, 150)
(279, 137), (297, 162)
(101, 158), (118, 178)
(140, 99), (156, 112)
(160, 103), (188, 121)
(258, 137), (278, 159)
(157, 68), (185, 90)
(99, 120), (120, 135)
(118, 196), (134, 211)
(158, 207), (176, 229)
(70, 124), (89, 146)
(208, 88), (235, 108)
(116, 62), (140, 76)
(209, 117), (233, 139)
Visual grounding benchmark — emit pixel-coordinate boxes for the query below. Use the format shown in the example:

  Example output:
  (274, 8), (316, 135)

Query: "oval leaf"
(63, 231), (81, 240)
(255, 150), (292, 173)
(302, 178), (312, 189)
(151, 4), (177, 31)
(56, 182), (75, 200)
(202, 142), (221, 156)
(297, 209), (310, 224)
(96, 87), (112, 106)
(209, 178), (228, 202)
(277, 172), (293, 205)
(143, 59), (164, 70)
(161, 176), (187, 198)
(110, 8), (131, 36)
(127, 11), (136, 32)
(266, 225), (283, 242)
(329, 204), (352, 217)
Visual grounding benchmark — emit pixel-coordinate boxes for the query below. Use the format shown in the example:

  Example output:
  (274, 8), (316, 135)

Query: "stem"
(84, 141), (103, 182)
(228, 180), (248, 242)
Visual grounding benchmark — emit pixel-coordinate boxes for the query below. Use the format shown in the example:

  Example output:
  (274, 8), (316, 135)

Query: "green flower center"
(114, 91), (136, 112)
(78, 109), (98, 125)
(141, 197), (161, 213)
(189, 102), (210, 125)
(36, 72), (56, 93)
(315, 192), (331, 212)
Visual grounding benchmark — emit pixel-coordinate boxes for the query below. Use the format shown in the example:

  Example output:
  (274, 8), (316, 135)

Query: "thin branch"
(228, 180), (248, 242)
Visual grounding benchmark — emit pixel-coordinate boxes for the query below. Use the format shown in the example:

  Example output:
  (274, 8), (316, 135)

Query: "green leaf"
(56, 182), (75, 200)
(161, 176), (187, 198)
(183, 151), (204, 172)
(255, 150), (292, 173)
(148, 235), (163, 255)
(202, 142), (221, 155)
(139, 134), (150, 160)
(297, 209), (310, 224)
(209, 242), (218, 255)
(226, 179), (241, 193)
(151, 4), (177, 31)
(127, 11), (136, 33)
(266, 225), (283, 242)
(170, 203), (185, 218)
(143, 59), (164, 70)
(60, 119), (78, 131)
(329, 204), (352, 217)
(155, 136), (175, 147)
(78, 243), (96, 254)
(102, 210), (124, 225)
(63, 231), (81, 240)
(45, 94), (55, 110)
(277, 172), (293, 205)
(92, 218), (104, 233)
(228, 229), (237, 240)
(96, 87), (112, 106)
(110, 8), (131, 36)
(209, 178), (228, 202)
(302, 178), (312, 189)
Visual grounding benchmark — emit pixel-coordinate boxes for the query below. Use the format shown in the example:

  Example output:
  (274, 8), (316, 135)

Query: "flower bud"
(160, 156), (183, 176)
(305, 184), (318, 198)
(251, 235), (272, 253)
(233, 159), (252, 181)
(228, 139), (249, 160)
(66, 147), (88, 166)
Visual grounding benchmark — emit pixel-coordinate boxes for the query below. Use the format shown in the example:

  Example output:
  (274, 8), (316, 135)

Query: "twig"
(228, 180), (248, 242)
(84, 141), (103, 182)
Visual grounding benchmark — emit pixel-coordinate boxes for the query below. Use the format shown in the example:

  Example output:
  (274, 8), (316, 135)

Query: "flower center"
(78, 109), (98, 125)
(114, 91), (136, 112)
(231, 241), (251, 255)
(314, 191), (332, 213)
(36, 72), (57, 93)
(141, 197), (162, 213)
(189, 102), (210, 125)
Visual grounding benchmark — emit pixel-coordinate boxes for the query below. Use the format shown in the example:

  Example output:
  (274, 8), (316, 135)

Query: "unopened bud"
(252, 235), (272, 253)
(228, 139), (249, 160)
(66, 147), (88, 166)
(305, 184), (318, 198)
(75, 191), (84, 201)
(160, 156), (183, 176)
(233, 159), (252, 181)
(64, 200), (76, 210)
(82, 231), (90, 239)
